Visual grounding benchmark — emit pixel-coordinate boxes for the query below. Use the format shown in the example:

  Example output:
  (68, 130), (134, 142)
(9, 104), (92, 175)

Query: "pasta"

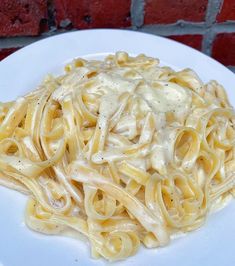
(0, 52), (235, 261)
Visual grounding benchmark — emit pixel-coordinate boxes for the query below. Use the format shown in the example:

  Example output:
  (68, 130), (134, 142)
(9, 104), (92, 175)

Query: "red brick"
(217, 0), (235, 22)
(212, 33), (235, 66)
(0, 48), (20, 61)
(0, 0), (48, 37)
(144, 0), (208, 24)
(54, 0), (131, 29)
(168, 35), (203, 51)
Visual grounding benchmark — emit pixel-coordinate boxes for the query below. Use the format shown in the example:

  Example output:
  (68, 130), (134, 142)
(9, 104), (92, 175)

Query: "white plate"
(0, 29), (235, 266)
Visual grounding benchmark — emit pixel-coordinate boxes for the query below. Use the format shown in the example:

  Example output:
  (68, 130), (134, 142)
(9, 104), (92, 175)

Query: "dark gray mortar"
(131, 0), (145, 28)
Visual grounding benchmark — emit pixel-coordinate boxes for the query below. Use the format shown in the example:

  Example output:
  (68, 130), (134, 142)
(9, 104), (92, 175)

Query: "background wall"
(0, 0), (235, 72)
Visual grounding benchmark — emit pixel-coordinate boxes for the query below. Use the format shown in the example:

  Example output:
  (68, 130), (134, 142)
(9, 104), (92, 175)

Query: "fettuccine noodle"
(1, 52), (235, 260)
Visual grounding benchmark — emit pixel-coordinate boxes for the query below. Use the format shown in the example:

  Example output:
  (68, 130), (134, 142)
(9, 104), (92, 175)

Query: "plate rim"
(1, 28), (235, 77)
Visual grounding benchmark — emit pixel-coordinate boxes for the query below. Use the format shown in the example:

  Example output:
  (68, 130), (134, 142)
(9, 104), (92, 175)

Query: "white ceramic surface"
(0, 29), (235, 266)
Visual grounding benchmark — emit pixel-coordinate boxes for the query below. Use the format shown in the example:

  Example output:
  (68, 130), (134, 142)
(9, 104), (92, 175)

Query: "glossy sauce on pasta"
(0, 52), (235, 261)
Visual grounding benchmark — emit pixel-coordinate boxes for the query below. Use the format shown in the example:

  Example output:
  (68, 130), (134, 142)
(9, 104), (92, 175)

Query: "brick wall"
(0, 0), (235, 72)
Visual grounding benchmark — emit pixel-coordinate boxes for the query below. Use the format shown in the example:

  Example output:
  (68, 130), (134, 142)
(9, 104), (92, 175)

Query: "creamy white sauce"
(98, 93), (120, 129)
(151, 128), (176, 175)
(136, 82), (192, 121)
(51, 55), (193, 170)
